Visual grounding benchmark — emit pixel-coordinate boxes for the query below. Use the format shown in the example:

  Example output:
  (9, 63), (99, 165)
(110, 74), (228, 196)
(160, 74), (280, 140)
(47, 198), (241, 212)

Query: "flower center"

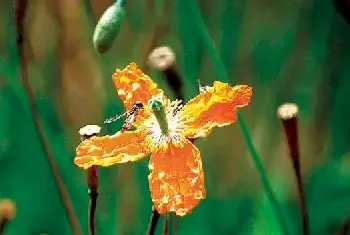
(148, 97), (169, 135)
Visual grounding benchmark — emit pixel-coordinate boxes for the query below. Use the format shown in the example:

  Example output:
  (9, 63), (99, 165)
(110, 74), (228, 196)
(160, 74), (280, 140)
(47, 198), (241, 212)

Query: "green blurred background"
(1, 0), (350, 234)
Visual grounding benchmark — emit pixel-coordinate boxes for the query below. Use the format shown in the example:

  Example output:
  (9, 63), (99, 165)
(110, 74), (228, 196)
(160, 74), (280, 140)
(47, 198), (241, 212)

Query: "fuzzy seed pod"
(93, 0), (125, 53)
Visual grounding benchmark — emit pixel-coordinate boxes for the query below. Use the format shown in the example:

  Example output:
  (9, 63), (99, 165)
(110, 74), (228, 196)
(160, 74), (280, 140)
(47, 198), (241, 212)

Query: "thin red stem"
(281, 115), (309, 235)
(147, 206), (160, 235)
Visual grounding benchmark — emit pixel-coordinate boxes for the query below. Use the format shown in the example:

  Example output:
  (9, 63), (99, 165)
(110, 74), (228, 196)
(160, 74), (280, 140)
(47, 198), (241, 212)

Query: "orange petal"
(112, 62), (163, 111)
(74, 130), (149, 169)
(180, 81), (252, 139)
(148, 138), (206, 216)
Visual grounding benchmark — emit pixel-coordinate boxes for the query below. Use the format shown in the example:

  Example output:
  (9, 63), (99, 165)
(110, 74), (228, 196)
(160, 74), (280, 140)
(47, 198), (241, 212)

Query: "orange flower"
(75, 62), (252, 216)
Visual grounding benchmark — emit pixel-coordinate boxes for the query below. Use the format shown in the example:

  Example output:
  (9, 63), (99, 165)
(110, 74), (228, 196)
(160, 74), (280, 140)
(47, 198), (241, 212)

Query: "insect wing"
(104, 111), (128, 124)
(104, 101), (143, 125)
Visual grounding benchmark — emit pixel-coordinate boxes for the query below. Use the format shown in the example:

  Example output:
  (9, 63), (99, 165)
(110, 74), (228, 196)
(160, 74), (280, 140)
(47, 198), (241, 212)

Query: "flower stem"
(294, 162), (309, 235)
(277, 104), (309, 235)
(187, 1), (289, 235)
(148, 46), (184, 101)
(0, 219), (8, 235)
(79, 126), (101, 235)
(238, 115), (290, 235)
(87, 168), (98, 235)
(147, 206), (160, 235)
(13, 1), (81, 234)
(163, 213), (169, 235)
(163, 67), (184, 101)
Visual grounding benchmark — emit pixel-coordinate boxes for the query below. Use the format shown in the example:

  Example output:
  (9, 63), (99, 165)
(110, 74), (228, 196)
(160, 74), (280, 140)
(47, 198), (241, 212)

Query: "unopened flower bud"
(93, 0), (125, 53)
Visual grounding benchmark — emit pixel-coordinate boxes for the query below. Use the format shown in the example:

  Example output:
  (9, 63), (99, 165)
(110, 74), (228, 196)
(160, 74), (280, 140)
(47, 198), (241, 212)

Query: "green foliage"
(307, 159), (350, 234)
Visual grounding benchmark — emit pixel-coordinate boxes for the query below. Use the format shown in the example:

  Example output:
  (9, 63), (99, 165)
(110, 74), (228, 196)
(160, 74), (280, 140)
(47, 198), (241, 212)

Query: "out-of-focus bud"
(0, 199), (16, 234)
(93, 0), (126, 53)
(148, 46), (184, 101)
(0, 199), (16, 220)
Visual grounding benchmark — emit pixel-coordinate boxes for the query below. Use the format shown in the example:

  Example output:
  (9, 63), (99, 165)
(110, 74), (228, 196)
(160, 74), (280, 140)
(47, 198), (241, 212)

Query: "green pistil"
(149, 98), (169, 134)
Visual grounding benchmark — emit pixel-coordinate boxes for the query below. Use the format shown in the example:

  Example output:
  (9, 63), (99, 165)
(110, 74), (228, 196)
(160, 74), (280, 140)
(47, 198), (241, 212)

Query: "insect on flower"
(75, 62), (253, 216)
(104, 101), (144, 132)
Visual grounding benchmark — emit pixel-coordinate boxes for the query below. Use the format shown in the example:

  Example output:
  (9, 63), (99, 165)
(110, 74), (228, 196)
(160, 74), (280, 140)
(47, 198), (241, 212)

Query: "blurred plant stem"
(148, 46), (183, 101)
(13, 0), (81, 234)
(0, 219), (7, 235)
(163, 213), (169, 235)
(147, 206), (160, 235)
(277, 104), (309, 235)
(55, 0), (105, 132)
(339, 218), (349, 235)
(186, 1), (290, 235)
(83, 0), (95, 24)
(140, 0), (171, 73)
